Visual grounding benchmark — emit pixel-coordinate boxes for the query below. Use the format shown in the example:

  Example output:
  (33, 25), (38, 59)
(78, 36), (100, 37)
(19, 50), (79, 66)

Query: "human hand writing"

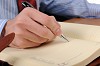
(5, 7), (62, 48)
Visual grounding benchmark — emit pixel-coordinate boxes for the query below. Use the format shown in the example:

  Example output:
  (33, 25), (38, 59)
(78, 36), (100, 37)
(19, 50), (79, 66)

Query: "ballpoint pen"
(22, 1), (69, 42)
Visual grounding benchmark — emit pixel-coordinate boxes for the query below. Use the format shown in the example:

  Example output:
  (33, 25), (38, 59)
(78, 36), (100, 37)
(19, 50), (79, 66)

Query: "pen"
(22, 1), (69, 42)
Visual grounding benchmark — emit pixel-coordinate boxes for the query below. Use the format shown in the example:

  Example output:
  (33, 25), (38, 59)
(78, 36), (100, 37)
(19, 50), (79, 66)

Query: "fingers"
(25, 7), (62, 36)
(5, 7), (61, 49)
(24, 18), (55, 41)
(49, 16), (62, 36)
(9, 36), (41, 49)
(17, 28), (48, 43)
(14, 7), (56, 40)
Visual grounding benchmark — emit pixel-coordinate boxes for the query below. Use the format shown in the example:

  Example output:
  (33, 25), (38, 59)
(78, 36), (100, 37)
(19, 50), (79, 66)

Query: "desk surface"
(65, 18), (100, 66)
(65, 18), (100, 26)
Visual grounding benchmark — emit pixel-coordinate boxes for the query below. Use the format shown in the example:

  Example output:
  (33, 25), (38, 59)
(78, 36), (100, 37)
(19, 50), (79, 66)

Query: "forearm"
(86, 3), (100, 18)
(40, 0), (88, 17)
(40, 0), (100, 19)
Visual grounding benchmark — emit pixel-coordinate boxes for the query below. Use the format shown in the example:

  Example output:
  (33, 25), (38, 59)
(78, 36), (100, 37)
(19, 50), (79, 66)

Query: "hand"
(5, 7), (62, 49)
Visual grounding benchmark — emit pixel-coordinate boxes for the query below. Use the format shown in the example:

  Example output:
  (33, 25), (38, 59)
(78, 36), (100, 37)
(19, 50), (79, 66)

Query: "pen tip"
(60, 34), (69, 42)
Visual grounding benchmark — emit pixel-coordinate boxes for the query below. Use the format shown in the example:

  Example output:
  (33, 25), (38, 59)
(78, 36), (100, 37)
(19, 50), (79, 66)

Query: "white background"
(87, 0), (100, 4)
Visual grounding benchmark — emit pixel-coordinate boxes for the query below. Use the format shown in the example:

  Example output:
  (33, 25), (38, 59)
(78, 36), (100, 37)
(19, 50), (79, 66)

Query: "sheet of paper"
(60, 22), (100, 42)
(2, 37), (100, 66)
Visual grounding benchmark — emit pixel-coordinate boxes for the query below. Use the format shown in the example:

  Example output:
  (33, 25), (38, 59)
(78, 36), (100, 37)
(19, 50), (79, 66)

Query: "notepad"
(0, 22), (100, 66)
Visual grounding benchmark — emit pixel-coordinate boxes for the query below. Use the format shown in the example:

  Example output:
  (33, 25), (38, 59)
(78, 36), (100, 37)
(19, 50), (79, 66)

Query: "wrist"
(0, 19), (9, 38)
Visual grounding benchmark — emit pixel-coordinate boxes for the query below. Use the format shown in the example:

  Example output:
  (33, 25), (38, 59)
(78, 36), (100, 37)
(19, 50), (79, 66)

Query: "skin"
(5, 7), (62, 49)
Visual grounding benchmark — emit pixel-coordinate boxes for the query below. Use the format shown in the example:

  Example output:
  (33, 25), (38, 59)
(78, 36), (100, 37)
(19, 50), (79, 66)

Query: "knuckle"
(43, 16), (51, 25)
(15, 20), (26, 29)
(50, 16), (61, 28)
(22, 7), (35, 15)
(56, 23), (61, 29)
(23, 7), (31, 12)
(50, 16), (55, 19)
(15, 23), (23, 29)
(54, 25), (61, 32)
(22, 7), (32, 15)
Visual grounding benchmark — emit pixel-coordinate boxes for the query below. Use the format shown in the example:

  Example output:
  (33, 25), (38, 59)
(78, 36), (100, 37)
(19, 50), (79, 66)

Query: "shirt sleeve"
(86, 3), (100, 18)
(39, 0), (100, 18)
(0, 19), (8, 35)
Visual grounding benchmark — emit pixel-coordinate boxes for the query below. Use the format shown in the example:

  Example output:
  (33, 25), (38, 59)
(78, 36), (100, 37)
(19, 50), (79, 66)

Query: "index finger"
(27, 8), (62, 36)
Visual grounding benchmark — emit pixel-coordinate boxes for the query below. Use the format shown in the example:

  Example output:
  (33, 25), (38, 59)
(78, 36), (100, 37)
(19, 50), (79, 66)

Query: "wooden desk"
(65, 18), (100, 26)
(65, 18), (100, 66)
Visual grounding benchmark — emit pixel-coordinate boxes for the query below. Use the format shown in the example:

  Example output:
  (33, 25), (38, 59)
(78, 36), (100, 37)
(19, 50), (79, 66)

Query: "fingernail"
(56, 29), (62, 36)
